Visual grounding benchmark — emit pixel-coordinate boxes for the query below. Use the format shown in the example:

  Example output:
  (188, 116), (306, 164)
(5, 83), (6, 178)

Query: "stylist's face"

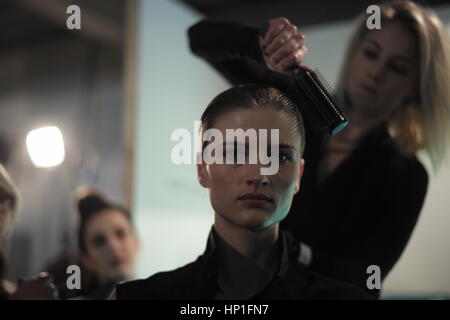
(346, 21), (419, 117)
(197, 107), (304, 230)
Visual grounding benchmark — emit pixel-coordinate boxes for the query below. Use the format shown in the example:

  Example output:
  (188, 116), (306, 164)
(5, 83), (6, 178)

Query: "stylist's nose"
(368, 60), (386, 83)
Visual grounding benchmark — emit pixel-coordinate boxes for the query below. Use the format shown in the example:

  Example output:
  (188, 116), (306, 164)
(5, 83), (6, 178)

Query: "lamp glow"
(26, 126), (65, 168)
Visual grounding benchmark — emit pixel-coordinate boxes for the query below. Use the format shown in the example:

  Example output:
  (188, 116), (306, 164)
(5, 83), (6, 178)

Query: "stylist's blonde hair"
(337, 0), (450, 170)
(0, 164), (20, 243)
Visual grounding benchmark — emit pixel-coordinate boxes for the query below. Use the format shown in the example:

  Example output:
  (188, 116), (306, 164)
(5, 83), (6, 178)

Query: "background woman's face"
(198, 107), (304, 230)
(84, 209), (138, 282)
(346, 21), (419, 117)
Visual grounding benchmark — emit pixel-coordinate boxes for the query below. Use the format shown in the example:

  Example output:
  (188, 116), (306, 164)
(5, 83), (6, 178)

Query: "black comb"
(292, 67), (349, 135)
(259, 23), (348, 135)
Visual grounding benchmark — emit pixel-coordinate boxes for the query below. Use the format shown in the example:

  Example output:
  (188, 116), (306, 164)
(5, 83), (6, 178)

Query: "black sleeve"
(361, 157), (429, 278)
(188, 19), (270, 85)
(306, 157), (428, 296)
(308, 247), (380, 297)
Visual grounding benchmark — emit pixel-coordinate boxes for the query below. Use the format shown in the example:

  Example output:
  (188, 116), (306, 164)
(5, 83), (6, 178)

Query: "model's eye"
(279, 152), (292, 163)
(92, 234), (107, 248)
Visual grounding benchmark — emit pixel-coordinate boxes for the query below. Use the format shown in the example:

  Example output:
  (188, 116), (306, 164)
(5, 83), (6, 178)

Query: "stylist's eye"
(363, 49), (378, 59)
(389, 62), (408, 75)
(92, 235), (107, 248)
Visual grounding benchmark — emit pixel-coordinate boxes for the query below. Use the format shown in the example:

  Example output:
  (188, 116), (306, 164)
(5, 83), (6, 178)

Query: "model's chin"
(214, 202), (277, 230)
(235, 207), (277, 230)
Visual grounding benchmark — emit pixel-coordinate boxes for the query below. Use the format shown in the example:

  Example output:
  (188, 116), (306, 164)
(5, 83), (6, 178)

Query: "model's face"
(83, 209), (138, 282)
(197, 107), (304, 230)
(346, 21), (419, 117)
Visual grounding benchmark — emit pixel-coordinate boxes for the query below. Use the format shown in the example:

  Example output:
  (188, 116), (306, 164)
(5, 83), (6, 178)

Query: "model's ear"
(294, 158), (305, 194)
(197, 161), (210, 189)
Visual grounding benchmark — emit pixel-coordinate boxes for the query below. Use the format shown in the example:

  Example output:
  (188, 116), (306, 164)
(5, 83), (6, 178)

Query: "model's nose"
(245, 165), (270, 187)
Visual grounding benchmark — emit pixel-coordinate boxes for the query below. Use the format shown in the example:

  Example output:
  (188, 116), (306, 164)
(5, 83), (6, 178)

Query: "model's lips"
(237, 193), (274, 205)
(358, 83), (378, 95)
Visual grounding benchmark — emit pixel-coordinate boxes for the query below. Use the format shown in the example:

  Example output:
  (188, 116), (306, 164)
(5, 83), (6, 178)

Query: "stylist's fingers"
(37, 272), (51, 280)
(270, 33), (305, 65)
(264, 23), (298, 56)
(260, 17), (293, 48)
(276, 46), (308, 72)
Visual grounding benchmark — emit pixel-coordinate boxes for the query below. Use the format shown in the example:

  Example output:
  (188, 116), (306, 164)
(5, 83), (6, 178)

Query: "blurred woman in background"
(47, 188), (139, 299)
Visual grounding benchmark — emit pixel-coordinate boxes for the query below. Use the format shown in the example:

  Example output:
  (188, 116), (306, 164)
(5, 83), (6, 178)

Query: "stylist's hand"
(8, 272), (58, 300)
(259, 17), (308, 75)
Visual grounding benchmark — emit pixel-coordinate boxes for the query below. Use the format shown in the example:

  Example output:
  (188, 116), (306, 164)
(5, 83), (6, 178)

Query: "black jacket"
(187, 20), (429, 295)
(116, 229), (372, 300)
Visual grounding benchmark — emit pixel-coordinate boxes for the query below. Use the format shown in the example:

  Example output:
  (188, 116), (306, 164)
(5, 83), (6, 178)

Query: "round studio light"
(26, 126), (66, 168)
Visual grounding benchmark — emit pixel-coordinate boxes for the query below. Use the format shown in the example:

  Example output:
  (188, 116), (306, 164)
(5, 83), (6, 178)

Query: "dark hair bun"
(74, 186), (110, 220)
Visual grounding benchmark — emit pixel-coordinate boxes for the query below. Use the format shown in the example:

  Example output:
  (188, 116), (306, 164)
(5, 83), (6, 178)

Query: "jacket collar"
(198, 226), (293, 298)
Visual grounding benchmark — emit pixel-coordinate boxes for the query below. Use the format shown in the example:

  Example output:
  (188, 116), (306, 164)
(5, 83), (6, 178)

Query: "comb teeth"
(314, 69), (336, 97)
(314, 69), (345, 107)
(292, 67), (349, 134)
(306, 71), (345, 121)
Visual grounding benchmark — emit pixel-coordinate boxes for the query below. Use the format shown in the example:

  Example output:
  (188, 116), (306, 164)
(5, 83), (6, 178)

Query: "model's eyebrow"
(279, 144), (297, 151)
(366, 39), (414, 64)
(223, 141), (298, 151)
